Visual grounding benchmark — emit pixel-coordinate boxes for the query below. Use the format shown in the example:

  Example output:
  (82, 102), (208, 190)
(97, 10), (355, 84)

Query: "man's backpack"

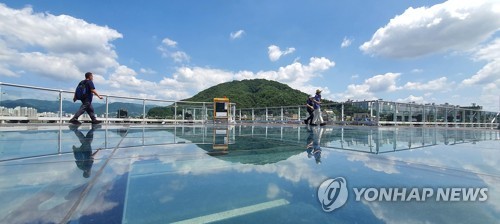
(74, 80), (88, 101)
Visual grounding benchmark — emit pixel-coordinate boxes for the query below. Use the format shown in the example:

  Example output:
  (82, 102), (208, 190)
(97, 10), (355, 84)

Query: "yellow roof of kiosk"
(213, 97), (230, 102)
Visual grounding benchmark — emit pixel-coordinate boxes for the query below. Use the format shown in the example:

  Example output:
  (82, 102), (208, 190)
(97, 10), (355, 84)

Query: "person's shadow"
(306, 126), (322, 164)
(70, 125), (101, 178)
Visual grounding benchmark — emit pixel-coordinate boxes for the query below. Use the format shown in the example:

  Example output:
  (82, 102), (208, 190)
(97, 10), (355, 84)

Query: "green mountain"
(146, 79), (333, 118)
(184, 79), (322, 108)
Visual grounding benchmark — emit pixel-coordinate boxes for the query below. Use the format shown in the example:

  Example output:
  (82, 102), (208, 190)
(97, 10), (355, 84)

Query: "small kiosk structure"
(213, 97), (230, 123)
(212, 127), (229, 150)
(211, 97), (230, 152)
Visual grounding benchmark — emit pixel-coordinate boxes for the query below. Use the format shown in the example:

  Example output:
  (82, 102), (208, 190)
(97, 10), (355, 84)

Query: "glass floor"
(0, 124), (499, 223)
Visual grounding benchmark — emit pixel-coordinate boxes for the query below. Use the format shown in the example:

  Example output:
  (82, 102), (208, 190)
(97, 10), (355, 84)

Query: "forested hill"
(183, 79), (328, 108)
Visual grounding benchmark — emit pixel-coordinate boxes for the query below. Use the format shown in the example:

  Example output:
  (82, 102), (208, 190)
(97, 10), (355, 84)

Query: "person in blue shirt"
(70, 72), (104, 125)
(70, 125), (101, 178)
(304, 95), (315, 125)
(312, 89), (325, 125)
(305, 126), (322, 164)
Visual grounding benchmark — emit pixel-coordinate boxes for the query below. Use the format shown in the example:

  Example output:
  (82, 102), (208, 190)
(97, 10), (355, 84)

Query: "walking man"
(312, 89), (325, 125)
(304, 95), (315, 125)
(71, 125), (101, 178)
(70, 72), (103, 124)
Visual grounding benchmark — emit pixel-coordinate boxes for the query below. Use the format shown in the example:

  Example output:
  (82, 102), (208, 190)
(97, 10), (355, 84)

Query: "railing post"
(462, 109), (465, 127)
(105, 96), (109, 124)
(266, 107), (268, 122)
(281, 106), (284, 123)
(233, 104), (236, 123)
(377, 101), (381, 126)
(394, 102), (397, 126)
(454, 106), (457, 127)
(59, 90), (63, 123)
(298, 106), (301, 122)
(193, 106), (197, 122)
(206, 103), (209, 123)
(409, 103), (413, 126)
(143, 99), (146, 124)
(0, 84), (2, 119)
(341, 103), (344, 122)
(202, 102), (206, 123)
(422, 104), (426, 127)
(252, 108), (254, 123)
(434, 105), (437, 126)
(370, 101), (373, 118)
(174, 102), (177, 124)
(444, 107), (448, 127)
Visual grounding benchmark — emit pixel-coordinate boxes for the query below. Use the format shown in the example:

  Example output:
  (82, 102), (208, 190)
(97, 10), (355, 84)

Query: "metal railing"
(0, 82), (236, 124)
(1, 82), (498, 129)
(235, 101), (500, 129)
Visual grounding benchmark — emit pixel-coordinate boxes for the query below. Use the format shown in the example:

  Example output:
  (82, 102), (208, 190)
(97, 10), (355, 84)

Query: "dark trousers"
(305, 109), (314, 124)
(72, 100), (97, 121)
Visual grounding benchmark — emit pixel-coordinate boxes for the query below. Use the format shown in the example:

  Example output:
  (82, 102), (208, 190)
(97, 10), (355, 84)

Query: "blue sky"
(0, 0), (499, 111)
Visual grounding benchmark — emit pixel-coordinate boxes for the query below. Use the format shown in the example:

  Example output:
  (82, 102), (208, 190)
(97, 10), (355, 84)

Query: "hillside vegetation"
(184, 79), (325, 108)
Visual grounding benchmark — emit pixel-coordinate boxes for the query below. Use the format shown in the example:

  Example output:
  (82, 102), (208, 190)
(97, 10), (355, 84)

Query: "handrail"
(0, 82), (239, 124)
(0, 82), (235, 105)
(1, 82), (498, 128)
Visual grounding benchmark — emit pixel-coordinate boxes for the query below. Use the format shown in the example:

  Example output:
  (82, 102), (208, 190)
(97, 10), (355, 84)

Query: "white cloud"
(230, 29), (245, 40)
(365, 73), (401, 92)
(403, 77), (450, 91)
(163, 66), (235, 93)
(473, 38), (500, 62)
(266, 183), (280, 199)
(463, 38), (500, 85)
(396, 95), (426, 104)
(341, 37), (353, 48)
(0, 4), (122, 80)
(139, 68), (157, 74)
(156, 57), (335, 100)
(461, 38), (500, 111)
(411, 69), (423, 73)
(158, 37), (190, 63)
(104, 65), (190, 100)
(236, 57), (335, 94)
(170, 51), (190, 63)
(162, 38), (177, 47)
(347, 153), (400, 174)
(341, 84), (376, 101)
(268, 45), (296, 61)
(0, 65), (18, 77)
(360, 0), (500, 58)
(81, 56), (335, 101)
(463, 60), (500, 86)
(336, 73), (401, 101)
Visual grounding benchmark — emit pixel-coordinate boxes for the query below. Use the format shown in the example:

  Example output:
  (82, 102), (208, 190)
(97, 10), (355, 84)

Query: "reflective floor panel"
(0, 124), (499, 223)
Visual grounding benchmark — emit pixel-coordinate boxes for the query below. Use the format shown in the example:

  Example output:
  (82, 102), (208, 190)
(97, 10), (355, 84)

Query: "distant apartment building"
(0, 106), (38, 117)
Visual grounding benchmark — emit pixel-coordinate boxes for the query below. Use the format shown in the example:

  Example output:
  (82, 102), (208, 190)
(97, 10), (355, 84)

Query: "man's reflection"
(306, 126), (322, 164)
(70, 125), (101, 178)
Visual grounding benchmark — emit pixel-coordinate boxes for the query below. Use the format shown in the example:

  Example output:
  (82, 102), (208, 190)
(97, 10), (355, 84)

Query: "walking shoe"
(69, 119), (82, 125)
(91, 120), (102, 124)
(69, 125), (79, 131)
(304, 119), (308, 124)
